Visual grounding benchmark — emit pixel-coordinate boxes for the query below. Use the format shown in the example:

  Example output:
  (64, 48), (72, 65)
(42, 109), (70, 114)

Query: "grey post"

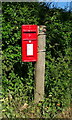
(34, 25), (46, 103)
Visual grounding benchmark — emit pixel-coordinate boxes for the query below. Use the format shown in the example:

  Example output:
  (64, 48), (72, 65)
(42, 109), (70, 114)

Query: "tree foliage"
(2, 2), (72, 118)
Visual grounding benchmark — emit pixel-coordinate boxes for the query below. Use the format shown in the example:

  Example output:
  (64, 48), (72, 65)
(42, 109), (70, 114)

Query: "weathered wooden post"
(34, 25), (46, 103)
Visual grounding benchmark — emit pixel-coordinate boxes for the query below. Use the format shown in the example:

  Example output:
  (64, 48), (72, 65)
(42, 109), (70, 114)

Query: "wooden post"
(34, 25), (46, 103)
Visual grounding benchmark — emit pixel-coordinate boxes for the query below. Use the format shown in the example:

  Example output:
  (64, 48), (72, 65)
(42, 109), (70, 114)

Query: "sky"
(39, 0), (72, 10)
(39, 0), (72, 2)
(51, 2), (71, 10)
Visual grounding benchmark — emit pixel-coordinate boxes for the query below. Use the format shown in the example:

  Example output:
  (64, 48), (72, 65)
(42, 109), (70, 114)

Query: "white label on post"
(27, 44), (33, 56)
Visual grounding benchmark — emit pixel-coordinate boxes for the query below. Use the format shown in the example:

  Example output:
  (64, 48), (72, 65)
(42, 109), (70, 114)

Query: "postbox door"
(22, 40), (37, 62)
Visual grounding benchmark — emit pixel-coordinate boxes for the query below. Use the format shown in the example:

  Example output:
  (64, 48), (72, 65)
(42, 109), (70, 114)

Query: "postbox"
(22, 25), (38, 62)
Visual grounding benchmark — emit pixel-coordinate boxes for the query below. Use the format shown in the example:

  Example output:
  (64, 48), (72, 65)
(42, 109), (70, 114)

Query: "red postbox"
(22, 25), (38, 62)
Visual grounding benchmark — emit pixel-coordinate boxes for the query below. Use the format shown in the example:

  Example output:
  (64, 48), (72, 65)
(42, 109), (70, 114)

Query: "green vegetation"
(1, 2), (72, 118)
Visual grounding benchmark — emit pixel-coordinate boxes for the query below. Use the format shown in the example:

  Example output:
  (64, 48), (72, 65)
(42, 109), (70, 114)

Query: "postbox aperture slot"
(23, 31), (36, 33)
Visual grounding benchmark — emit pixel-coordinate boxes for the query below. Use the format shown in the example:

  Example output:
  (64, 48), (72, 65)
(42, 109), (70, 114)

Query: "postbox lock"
(29, 40), (31, 43)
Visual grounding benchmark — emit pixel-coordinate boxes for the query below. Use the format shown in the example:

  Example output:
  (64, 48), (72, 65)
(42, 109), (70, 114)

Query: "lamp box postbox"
(22, 25), (38, 62)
